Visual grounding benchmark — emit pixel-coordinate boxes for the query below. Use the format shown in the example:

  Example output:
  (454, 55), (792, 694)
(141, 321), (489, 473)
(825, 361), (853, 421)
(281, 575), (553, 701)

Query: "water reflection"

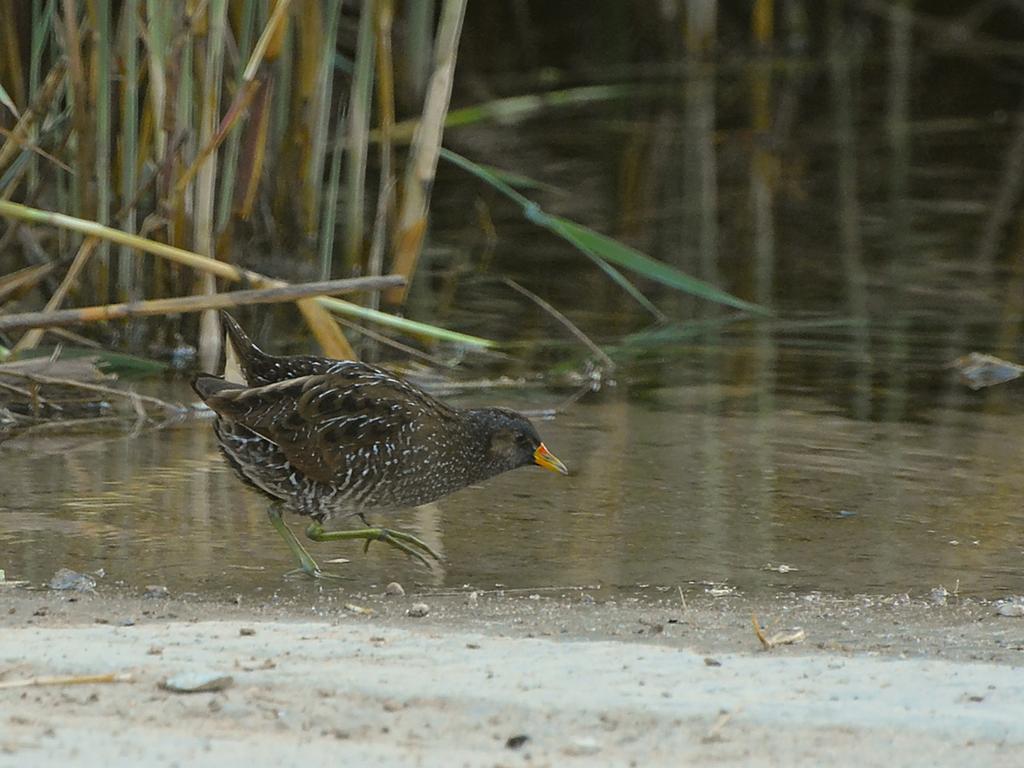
(2, 321), (1022, 599)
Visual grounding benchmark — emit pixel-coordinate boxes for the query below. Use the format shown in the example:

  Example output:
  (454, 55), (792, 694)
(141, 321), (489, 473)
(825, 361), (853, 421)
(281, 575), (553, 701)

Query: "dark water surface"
(4, 11), (1024, 600)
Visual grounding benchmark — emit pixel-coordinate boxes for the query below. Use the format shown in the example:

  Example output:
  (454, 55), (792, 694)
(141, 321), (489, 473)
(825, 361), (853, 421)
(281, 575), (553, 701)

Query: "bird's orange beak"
(533, 443), (568, 475)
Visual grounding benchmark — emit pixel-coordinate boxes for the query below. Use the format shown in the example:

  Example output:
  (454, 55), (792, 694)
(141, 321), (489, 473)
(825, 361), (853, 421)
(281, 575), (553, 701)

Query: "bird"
(192, 311), (568, 577)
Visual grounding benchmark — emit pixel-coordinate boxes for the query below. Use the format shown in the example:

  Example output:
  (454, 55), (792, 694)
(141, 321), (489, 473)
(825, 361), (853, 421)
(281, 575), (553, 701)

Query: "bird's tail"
(191, 373), (244, 403)
(221, 311), (265, 385)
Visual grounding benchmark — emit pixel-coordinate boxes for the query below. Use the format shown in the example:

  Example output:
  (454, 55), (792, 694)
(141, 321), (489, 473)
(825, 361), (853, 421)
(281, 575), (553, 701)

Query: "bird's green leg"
(305, 521), (442, 568)
(266, 503), (343, 580)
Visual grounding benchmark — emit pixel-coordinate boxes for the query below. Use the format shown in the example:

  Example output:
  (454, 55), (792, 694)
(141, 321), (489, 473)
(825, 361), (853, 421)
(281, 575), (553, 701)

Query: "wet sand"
(1, 587), (1023, 766)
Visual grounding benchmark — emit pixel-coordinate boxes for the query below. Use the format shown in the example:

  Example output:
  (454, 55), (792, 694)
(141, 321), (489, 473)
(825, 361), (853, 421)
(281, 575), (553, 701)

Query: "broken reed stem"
(0, 369), (183, 413)
(0, 201), (497, 348)
(335, 313), (449, 367)
(0, 276), (405, 332)
(0, 261), (58, 304)
(0, 377), (61, 407)
(13, 236), (100, 353)
(174, 0), (290, 200)
(502, 277), (615, 370)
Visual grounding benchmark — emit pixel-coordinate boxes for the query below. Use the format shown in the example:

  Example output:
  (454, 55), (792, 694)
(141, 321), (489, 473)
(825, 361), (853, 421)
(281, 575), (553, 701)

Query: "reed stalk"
(59, 0), (94, 220)
(28, 0), (57, 191)
(403, 0), (435, 106)
(319, 98), (346, 281)
(367, 0), (397, 312)
(386, 0), (467, 306)
(342, 0), (377, 269)
(215, 0), (256, 234)
(117, 0), (140, 304)
(90, 0), (112, 300)
(306, 0), (343, 239)
(194, 0), (229, 372)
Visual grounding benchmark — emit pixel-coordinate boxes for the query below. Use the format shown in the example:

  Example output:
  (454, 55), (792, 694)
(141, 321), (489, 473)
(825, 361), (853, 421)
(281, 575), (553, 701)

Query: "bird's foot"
(282, 563), (347, 581)
(305, 522), (442, 568)
(267, 503), (345, 581)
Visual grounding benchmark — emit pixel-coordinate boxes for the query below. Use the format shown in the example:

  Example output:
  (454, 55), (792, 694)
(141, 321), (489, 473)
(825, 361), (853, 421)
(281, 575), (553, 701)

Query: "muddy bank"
(1, 588), (1023, 766)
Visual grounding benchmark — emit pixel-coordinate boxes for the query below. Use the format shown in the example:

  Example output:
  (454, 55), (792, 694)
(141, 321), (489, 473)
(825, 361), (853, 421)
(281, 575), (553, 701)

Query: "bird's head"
(468, 407), (568, 476)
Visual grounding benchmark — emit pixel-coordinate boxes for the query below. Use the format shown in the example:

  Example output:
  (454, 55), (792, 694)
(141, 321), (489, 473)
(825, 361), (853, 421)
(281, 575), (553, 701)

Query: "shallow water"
(2, 316), (1022, 600)
(4, 14), (1024, 600)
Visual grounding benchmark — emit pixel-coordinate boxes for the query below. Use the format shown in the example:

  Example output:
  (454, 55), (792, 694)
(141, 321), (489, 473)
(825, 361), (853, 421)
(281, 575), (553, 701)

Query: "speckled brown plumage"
(192, 312), (567, 525)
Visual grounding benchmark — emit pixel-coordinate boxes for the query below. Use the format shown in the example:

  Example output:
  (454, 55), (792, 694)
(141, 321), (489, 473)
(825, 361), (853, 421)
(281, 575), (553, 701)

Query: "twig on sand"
(0, 672), (133, 690)
(752, 614), (806, 650)
(702, 709), (735, 743)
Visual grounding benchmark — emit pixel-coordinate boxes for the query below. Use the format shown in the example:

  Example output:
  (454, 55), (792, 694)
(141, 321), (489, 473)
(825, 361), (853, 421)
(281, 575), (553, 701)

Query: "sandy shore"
(1, 588), (1023, 766)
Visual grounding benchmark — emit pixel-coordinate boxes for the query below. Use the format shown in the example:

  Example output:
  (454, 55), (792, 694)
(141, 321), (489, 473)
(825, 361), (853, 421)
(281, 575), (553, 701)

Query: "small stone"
(159, 671), (234, 694)
(406, 603), (429, 618)
(704, 657), (722, 667)
(467, 591), (479, 604)
(144, 585), (170, 599)
(239, 627), (256, 636)
(563, 737), (601, 756)
(579, 593), (596, 605)
(343, 603), (374, 615)
(506, 734), (530, 750)
(48, 568), (96, 593)
(930, 587), (949, 606)
(384, 582), (405, 597)
(996, 603), (1024, 617)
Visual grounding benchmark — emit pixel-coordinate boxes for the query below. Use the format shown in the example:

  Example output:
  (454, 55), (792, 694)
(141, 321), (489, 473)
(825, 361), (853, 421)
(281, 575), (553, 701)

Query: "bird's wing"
(200, 364), (456, 483)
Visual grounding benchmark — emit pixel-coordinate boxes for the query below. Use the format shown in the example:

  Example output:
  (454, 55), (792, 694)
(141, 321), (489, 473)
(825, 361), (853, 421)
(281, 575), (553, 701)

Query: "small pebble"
(506, 734), (530, 750)
(384, 582), (405, 597)
(996, 603), (1024, 618)
(704, 657), (722, 667)
(159, 671), (234, 694)
(239, 627), (256, 636)
(563, 737), (601, 756)
(406, 603), (429, 618)
(144, 585), (170, 600)
(48, 568), (96, 593)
